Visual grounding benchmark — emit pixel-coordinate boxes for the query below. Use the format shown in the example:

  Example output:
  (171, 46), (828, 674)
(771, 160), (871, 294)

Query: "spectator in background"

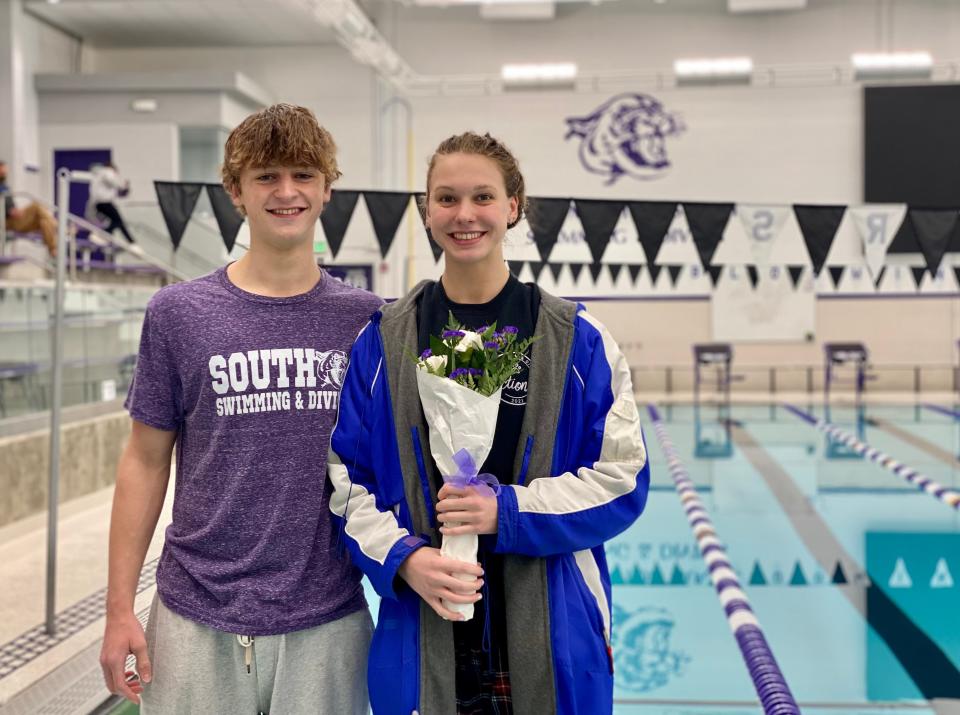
(0, 159), (58, 257)
(88, 162), (136, 244)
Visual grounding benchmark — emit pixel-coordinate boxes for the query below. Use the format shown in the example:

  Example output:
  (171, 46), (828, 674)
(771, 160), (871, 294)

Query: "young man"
(99, 104), (381, 714)
(0, 159), (58, 256)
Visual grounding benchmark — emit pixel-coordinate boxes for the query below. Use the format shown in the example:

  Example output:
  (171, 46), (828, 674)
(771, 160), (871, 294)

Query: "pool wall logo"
(612, 604), (690, 692)
(564, 93), (684, 184)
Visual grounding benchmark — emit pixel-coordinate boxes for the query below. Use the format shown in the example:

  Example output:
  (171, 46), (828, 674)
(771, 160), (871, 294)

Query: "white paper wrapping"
(416, 369), (502, 620)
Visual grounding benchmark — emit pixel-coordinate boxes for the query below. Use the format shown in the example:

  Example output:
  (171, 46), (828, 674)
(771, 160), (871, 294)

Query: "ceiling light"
(851, 51), (933, 79)
(674, 57), (753, 85)
(501, 62), (577, 87)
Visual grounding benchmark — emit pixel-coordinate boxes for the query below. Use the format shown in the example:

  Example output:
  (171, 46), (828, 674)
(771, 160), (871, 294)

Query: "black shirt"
(416, 275), (540, 698)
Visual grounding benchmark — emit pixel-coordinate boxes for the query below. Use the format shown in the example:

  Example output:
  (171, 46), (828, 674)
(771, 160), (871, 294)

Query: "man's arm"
(99, 420), (176, 704)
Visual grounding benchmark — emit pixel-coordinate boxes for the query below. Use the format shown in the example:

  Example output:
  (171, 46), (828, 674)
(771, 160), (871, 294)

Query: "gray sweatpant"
(140, 595), (372, 714)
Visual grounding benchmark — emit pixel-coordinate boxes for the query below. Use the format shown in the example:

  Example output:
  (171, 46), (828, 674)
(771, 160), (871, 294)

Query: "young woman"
(328, 132), (649, 715)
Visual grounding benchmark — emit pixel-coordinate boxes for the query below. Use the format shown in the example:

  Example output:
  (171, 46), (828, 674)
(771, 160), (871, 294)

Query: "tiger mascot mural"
(565, 93), (684, 184)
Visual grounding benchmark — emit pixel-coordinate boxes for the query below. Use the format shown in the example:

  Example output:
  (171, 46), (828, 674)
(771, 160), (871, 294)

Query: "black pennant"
(683, 202), (733, 269)
(576, 199), (625, 264)
(526, 197), (570, 262)
(887, 212), (921, 253)
(908, 208), (957, 275)
(627, 263), (644, 285)
(319, 190), (359, 259)
(707, 265), (723, 287)
(588, 262), (605, 283)
(364, 191), (410, 259)
(627, 201), (676, 265)
(667, 265), (683, 287)
(154, 181), (203, 250)
(547, 262), (564, 282)
(414, 192), (443, 263)
(955, 266), (960, 289)
(205, 185), (244, 253)
(608, 263), (624, 283)
(507, 260), (525, 277)
(911, 266), (927, 288)
(569, 262), (585, 282)
(647, 263), (663, 286)
(828, 266), (845, 289)
(529, 260), (547, 282)
(793, 205), (845, 276)
(746, 265), (759, 289)
(787, 265), (805, 288)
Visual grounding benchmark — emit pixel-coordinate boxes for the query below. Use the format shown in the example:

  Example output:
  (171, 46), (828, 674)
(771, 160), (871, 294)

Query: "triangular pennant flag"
(683, 202), (733, 268)
(930, 558), (954, 588)
(154, 181), (203, 250)
(628, 263), (644, 285)
(787, 265), (805, 289)
(887, 210), (921, 253)
(318, 190), (359, 258)
(507, 260), (525, 277)
(627, 201), (677, 265)
(526, 197), (570, 262)
(911, 266), (927, 288)
(908, 208), (957, 275)
(749, 561), (767, 585)
(547, 262), (564, 282)
(955, 266), (960, 288)
(873, 266), (886, 288)
(794, 205), (845, 276)
(529, 260), (547, 282)
(888, 557), (913, 588)
(647, 264), (663, 286)
(667, 264), (683, 287)
(831, 562), (848, 585)
(205, 184), (244, 253)
(629, 566), (645, 585)
(849, 204), (907, 279)
(746, 265), (759, 288)
(669, 564), (687, 585)
(569, 262), (585, 282)
(576, 199), (625, 264)
(588, 262), (605, 283)
(650, 564), (666, 585)
(363, 191), (410, 259)
(608, 263), (624, 284)
(790, 561), (808, 586)
(415, 192), (443, 263)
(829, 266), (845, 289)
(707, 265), (723, 287)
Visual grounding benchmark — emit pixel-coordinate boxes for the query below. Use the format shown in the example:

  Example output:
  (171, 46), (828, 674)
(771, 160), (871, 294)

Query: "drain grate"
(0, 557), (158, 680)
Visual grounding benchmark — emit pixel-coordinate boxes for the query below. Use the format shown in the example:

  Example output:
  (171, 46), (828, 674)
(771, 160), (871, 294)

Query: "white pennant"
(737, 204), (792, 267)
(849, 204), (907, 280)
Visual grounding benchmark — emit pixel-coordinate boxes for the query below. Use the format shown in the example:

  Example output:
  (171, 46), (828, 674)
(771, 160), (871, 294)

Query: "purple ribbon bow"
(445, 448), (501, 497)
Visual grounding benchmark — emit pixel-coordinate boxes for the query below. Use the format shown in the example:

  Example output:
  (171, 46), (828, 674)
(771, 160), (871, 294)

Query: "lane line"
(782, 404), (960, 511)
(646, 404), (800, 715)
(869, 416), (959, 468)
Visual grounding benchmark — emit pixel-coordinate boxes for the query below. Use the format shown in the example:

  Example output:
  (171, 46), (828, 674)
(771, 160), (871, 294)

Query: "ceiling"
(24, 0), (342, 47)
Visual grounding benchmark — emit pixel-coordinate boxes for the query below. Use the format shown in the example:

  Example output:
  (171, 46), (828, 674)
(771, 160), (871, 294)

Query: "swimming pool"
(357, 402), (959, 713)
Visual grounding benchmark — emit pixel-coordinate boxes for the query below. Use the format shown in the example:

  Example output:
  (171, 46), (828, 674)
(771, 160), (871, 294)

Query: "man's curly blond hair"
(221, 104), (341, 214)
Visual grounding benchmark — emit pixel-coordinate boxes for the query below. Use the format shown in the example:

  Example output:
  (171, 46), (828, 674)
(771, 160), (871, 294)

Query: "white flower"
(454, 330), (484, 353)
(420, 354), (448, 373)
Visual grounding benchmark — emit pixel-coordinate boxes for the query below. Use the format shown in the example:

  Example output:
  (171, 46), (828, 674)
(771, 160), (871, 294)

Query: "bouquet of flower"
(413, 313), (537, 619)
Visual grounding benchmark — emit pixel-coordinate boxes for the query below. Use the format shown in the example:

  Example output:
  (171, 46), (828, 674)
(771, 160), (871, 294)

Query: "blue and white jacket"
(328, 283), (649, 715)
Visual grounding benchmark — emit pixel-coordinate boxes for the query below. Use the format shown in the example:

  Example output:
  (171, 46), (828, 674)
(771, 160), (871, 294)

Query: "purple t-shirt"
(125, 266), (383, 635)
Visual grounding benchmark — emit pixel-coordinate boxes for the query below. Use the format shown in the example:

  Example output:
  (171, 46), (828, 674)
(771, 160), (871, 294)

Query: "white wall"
(38, 123), (179, 205)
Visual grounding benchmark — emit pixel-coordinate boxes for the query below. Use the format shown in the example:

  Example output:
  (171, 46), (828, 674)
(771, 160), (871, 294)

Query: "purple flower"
(501, 326), (519, 335)
(469, 368), (482, 376)
(449, 368), (468, 379)
(477, 325), (489, 333)
(484, 341), (498, 350)
(420, 348), (433, 359)
(442, 329), (465, 339)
